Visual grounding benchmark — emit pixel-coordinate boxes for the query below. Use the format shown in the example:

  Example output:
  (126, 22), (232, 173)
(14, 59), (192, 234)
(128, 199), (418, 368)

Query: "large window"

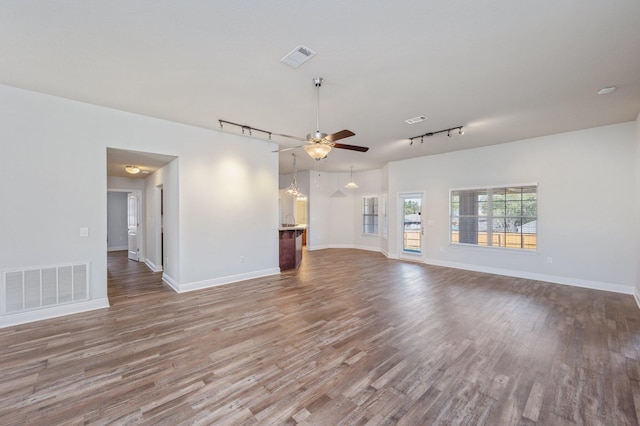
(362, 196), (378, 235)
(450, 185), (537, 250)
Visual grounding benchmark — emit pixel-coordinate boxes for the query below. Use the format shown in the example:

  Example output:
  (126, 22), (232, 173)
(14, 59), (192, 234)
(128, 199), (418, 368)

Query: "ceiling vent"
(281, 45), (316, 68)
(404, 115), (427, 124)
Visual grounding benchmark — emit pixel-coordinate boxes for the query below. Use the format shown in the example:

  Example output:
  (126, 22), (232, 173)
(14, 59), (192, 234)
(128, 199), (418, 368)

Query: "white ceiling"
(1, 1), (639, 174)
(106, 148), (177, 179)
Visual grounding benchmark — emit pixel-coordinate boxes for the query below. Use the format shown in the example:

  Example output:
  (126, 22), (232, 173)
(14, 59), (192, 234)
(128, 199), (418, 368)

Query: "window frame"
(449, 184), (538, 251)
(362, 196), (379, 235)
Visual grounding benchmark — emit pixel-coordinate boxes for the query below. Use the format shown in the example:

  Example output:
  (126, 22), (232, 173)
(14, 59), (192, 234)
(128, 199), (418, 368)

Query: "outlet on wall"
(547, 257), (553, 264)
(240, 256), (245, 263)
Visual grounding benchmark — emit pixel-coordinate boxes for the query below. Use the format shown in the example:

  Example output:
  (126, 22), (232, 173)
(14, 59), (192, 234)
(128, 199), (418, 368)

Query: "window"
(362, 196), (379, 235)
(381, 195), (388, 238)
(450, 185), (537, 250)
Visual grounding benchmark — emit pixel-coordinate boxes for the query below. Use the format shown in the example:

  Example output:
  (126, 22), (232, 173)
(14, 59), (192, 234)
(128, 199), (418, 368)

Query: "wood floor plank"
(1, 248), (640, 425)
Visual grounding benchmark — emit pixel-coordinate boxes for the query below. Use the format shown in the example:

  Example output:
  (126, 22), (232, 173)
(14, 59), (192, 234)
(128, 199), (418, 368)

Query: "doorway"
(107, 189), (142, 260)
(400, 194), (423, 255)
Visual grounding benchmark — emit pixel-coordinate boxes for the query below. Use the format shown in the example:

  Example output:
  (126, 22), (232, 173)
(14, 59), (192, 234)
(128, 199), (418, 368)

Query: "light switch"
(80, 227), (89, 237)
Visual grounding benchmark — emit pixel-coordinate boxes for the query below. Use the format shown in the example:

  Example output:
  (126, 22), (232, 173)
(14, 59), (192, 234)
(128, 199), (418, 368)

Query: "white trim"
(107, 188), (145, 262)
(353, 245), (382, 253)
(307, 244), (330, 251)
(399, 192), (424, 258)
(176, 268), (280, 293)
(144, 258), (163, 273)
(0, 298), (110, 329)
(424, 257), (634, 295)
(162, 273), (179, 292)
(383, 251), (399, 260)
(107, 246), (128, 252)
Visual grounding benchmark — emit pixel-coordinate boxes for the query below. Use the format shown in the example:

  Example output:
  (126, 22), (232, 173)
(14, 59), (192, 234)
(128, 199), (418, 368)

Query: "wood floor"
(2, 249), (640, 425)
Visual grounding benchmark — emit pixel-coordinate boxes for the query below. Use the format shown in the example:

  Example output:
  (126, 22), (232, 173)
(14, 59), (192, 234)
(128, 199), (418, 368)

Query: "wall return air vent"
(281, 45), (316, 68)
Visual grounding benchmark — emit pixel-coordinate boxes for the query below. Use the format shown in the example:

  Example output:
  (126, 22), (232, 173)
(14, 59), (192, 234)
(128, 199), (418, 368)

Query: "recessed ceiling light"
(281, 45), (316, 68)
(597, 86), (616, 95)
(405, 115), (427, 124)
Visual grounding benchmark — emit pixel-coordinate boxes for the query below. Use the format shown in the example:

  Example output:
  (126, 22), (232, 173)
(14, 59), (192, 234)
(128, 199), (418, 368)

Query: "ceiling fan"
(276, 77), (369, 159)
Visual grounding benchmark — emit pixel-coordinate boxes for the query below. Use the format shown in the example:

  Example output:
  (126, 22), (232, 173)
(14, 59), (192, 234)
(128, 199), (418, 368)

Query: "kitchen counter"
(278, 224), (307, 231)
(278, 225), (306, 270)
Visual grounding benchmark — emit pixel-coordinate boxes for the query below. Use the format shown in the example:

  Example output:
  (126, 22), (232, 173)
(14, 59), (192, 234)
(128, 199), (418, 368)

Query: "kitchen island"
(278, 225), (306, 270)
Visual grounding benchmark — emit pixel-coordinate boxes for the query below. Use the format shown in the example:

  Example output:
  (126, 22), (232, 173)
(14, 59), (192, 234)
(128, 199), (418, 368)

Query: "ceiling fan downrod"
(309, 77), (327, 141)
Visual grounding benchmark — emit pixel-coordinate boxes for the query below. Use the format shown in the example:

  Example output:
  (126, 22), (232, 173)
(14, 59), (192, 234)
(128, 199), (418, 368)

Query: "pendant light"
(286, 154), (303, 197)
(345, 166), (358, 189)
(330, 175), (346, 198)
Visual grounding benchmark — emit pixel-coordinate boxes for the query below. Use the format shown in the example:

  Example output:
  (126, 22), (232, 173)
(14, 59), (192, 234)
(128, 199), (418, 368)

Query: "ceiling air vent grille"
(405, 116), (427, 125)
(281, 45), (316, 68)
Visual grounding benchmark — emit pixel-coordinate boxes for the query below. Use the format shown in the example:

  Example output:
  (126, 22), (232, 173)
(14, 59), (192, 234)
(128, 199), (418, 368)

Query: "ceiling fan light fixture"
(305, 143), (331, 160)
(125, 165), (141, 174)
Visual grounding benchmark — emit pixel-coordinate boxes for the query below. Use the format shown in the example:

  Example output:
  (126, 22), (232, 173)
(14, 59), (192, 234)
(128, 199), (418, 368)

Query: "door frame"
(107, 188), (144, 262)
(399, 192), (424, 261)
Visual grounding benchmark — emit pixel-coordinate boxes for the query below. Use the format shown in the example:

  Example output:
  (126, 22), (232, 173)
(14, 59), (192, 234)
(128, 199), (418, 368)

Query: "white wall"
(387, 122), (637, 293)
(304, 168), (382, 252)
(107, 176), (144, 191)
(106, 192), (128, 251)
(351, 169), (383, 251)
(143, 160), (178, 277)
(0, 84), (279, 326)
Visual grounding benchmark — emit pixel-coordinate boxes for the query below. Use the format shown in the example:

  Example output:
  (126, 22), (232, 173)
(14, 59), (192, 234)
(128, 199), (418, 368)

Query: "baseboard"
(176, 268), (281, 293)
(424, 257), (634, 295)
(107, 246), (128, 252)
(306, 244), (330, 251)
(162, 273), (180, 292)
(353, 245), (383, 254)
(144, 258), (163, 273)
(0, 298), (110, 329)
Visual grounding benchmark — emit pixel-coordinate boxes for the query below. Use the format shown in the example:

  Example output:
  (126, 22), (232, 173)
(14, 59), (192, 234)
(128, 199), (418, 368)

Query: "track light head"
(408, 125), (464, 147)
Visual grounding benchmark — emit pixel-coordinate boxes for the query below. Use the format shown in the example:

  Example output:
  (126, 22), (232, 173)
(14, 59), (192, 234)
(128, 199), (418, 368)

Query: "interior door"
(401, 194), (423, 254)
(127, 192), (139, 261)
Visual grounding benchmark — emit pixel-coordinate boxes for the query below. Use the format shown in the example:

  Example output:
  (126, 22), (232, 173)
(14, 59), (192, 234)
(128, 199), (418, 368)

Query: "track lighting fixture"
(408, 126), (464, 146)
(218, 119), (273, 140)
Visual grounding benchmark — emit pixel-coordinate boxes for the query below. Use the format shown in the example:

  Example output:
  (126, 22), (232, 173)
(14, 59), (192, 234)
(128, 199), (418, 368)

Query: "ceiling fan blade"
(333, 143), (369, 152)
(273, 145), (305, 153)
(272, 132), (307, 142)
(324, 129), (355, 143)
